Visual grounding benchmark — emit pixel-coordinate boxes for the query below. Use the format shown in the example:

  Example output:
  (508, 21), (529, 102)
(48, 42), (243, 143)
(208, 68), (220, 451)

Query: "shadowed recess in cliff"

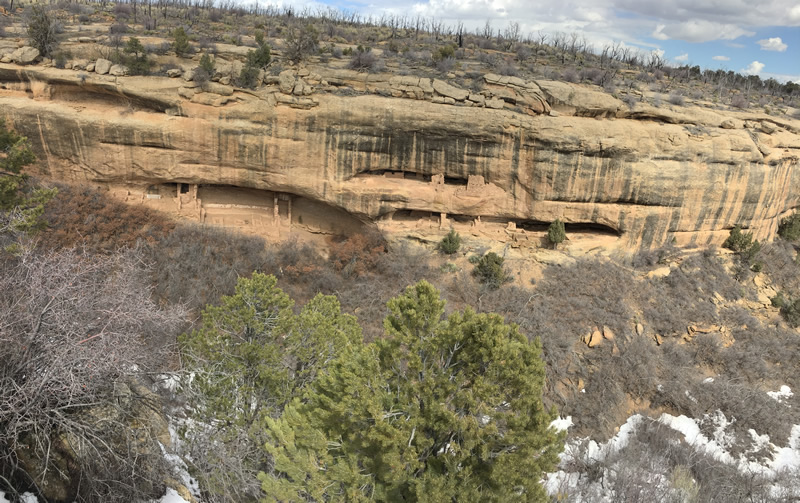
(0, 67), (177, 113)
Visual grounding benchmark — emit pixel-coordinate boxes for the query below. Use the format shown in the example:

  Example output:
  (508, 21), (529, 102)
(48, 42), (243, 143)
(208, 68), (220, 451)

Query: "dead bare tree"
(0, 247), (186, 501)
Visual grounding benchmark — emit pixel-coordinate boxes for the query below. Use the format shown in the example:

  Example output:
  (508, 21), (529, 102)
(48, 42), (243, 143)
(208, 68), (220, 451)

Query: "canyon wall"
(2, 63), (799, 251)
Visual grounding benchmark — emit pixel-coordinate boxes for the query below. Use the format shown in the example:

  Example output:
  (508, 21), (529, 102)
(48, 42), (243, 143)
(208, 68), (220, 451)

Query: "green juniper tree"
(439, 228), (461, 254)
(261, 280), (563, 502)
(179, 273), (361, 501)
(547, 219), (566, 249)
(0, 119), (55, 247)
(172, 27), (192, 57)
(473, 252), (509, 289)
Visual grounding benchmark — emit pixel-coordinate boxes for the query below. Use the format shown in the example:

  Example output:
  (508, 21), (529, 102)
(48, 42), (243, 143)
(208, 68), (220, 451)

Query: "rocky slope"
(2, 59), (799, 251)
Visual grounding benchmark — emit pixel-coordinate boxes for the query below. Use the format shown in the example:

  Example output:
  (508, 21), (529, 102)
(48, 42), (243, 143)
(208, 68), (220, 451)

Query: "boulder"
(10, 46), (39, 65)
(468, 93), (485, 106)
(293, 78), (312, 96)
(177, 87), (196, 100)
(94, 58), (112, 75)
(486, 98), (505, 109)
(278, 70), (296, 94)
(587, 329), (603, 348)
(204, 82), (234, 96)
(86, 63), (95, 72)
(720, 119), (736, 129)
(760, 121), (777, 134)
(191, 92), (235, 106)
(432, 79), (468, 101)
(182, 68), (195, 82)
(167, 68), (183, 78)
(71, 59), (89, 70)
(535, 80), (623, 116)
(602, 326), (615, 341)
(109, 64), (129, 76)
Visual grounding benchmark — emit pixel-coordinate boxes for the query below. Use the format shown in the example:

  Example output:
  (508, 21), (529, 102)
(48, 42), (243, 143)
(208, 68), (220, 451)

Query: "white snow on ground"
(0, 491), (10, 503)
(20, 493), (38, 503)
(549, 416), (574, 432)
(768, 385), (794, 402)
(546, 411), (800, 501)
(773, 425), (800, 471)
(543, 415), (644, 497)
(156, 488), (191, 503)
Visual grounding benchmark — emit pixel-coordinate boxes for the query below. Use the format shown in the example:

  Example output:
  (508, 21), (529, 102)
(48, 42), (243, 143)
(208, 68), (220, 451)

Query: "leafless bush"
(113, 3), (132, 20)
(496, 61), (518, 76)
(561, 67), (579, 83)
(730, 94), (749, 109)
(0, 247), (185, 500)
(148, 224), (271, 310)
(756, 241), (800, 294)
(516, 45), (532, 62)
(435, 56), (456, 73)
(668, 92), (685, 106)
(347, 47), (381, 72)
(653, 93), (662, 107)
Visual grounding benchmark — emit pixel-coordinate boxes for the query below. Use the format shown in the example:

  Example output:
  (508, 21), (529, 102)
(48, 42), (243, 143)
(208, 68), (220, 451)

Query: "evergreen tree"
(172, 26), (192, 57)
(123, 37), (151, 75)
(547, 219), (566, 249)
(0, 119), (55, 245)
(180, 273), (361, 500)
(262, 281), (563, 502)
(439, 228), (461, 254)
(473, 252), (509, 289)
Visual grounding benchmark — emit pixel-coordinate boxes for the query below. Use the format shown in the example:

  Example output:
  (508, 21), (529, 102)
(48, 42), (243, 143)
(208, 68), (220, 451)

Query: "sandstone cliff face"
(2, 63), (799, 251)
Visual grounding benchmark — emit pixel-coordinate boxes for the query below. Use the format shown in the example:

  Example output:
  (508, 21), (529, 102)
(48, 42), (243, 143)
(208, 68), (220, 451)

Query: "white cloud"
(651, 24), (669, 40)
(674, 53), (689, 62)
(757, 37), (788, 52)
(761, 72), (800, 84)
(712, 55), (730, 61)
(649, 19), (754, 43)
(743, 61), (765, 76)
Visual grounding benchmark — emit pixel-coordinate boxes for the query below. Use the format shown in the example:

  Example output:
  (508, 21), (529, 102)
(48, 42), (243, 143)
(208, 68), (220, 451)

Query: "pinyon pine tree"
(179, 273), (361, 501)
(261, 280), (563, 502)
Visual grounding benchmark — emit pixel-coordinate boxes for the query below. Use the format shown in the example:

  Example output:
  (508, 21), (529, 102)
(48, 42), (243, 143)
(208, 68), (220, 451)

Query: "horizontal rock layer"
(1, 64), (799, 250)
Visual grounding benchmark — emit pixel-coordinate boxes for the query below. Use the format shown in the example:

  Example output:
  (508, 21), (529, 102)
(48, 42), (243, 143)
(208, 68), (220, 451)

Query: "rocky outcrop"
(9, 46), (40, 65)
(1, 63), (799, 251)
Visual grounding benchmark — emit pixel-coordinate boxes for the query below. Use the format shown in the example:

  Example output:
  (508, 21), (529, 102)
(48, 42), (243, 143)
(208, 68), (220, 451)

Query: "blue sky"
(273, 0), (799, 82)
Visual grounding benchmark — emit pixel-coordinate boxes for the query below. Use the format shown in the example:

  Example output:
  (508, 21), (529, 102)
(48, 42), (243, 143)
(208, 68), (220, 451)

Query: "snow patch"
(773, 425), (800, 471)
(156, 488), (191, 503)
(0, 491), (10, 503)
(550, 416), (573, 432)
(768, 385), (793, 402)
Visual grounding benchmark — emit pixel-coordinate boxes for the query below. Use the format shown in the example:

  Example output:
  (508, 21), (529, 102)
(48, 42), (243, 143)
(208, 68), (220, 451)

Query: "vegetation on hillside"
(3, 175), (800, 499)
(2, 7), (800, 500)
(2, 0), (798, 115)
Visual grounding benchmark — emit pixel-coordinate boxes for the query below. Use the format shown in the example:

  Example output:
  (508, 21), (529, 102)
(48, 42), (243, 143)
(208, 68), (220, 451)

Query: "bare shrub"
(328, 231), (386, 277)
(38, 184), (175, 253)
(435, 56), (456, 73)
(731, 94), (749, 109)
(26, 5), (58, 58)
(347, 46), (381, 72)
(149, 224), (270, 310)
(496, 61), (518, 76)
(561, 67), (579, 83)
(0, 248), (185, 501)
(668, 92), (685, 106)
